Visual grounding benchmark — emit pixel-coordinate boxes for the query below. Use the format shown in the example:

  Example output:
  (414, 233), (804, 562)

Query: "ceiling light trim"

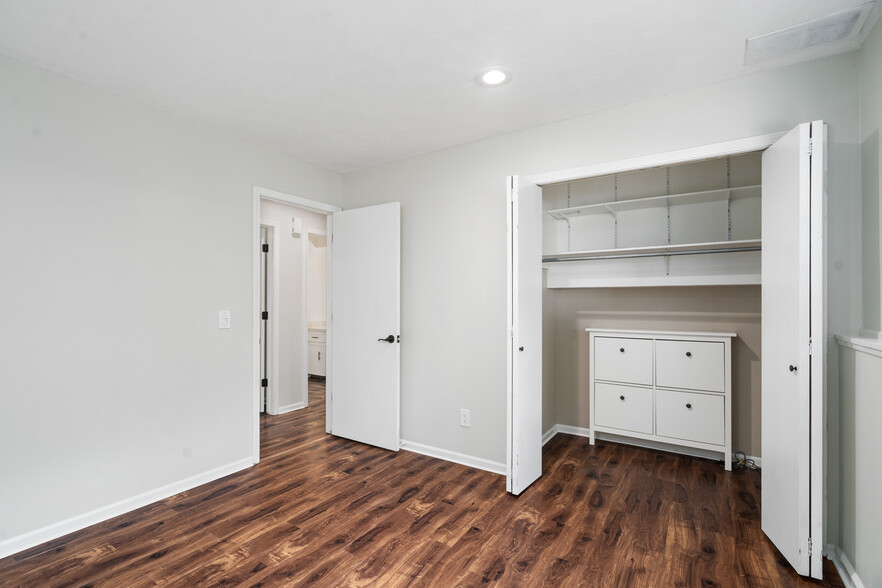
(476, 66), (512, 87)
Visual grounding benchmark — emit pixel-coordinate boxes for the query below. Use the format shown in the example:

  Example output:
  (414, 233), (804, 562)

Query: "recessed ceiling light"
(476, 66), (512, 87)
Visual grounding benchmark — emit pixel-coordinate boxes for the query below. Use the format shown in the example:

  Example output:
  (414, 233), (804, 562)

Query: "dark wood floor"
(1, 379), (842, 587)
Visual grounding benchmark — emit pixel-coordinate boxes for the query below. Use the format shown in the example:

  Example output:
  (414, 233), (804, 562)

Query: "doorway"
(252, 186), (341, 462)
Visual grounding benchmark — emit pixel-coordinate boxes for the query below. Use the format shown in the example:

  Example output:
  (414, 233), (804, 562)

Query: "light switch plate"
(219, 310), (231, 329)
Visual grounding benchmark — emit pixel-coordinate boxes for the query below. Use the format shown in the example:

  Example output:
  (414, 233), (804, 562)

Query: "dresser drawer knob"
(686, 403), (692, 409)
(685, 351), (692, 357)
(619, 347), (625, 353)
(619, 395), (625, 401)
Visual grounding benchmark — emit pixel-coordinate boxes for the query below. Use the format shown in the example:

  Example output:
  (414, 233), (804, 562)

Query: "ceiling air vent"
(744, 3), (876, 65)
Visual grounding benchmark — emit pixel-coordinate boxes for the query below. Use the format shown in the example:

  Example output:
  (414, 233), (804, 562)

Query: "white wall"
(260, 201), (328, 412)
(0, 54), (341, 554)
(860, 18), (882, 337)
(307, 236), (328, 325)
(342, 52), (862, 536)
(836, 340), (882, 588)
(834, 18), (882, 588)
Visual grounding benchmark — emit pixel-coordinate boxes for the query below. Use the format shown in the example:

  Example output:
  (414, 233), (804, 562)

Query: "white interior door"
(761, 121), (825, 578)
(507, 176), (543, 494)
(328, 202), (400, 451)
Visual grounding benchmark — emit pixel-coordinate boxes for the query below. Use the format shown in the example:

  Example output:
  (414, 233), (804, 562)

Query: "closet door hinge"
(262, 243), (269, 253)
(262, 311), (269, 320)
(261, 378), (268, 388)
(807, 538), (813, 557)
(806, 139), (813, 157)
(808, 338), (813, 356)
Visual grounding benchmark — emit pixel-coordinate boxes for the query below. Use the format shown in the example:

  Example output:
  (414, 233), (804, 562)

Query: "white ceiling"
(0, 1), (877, 173)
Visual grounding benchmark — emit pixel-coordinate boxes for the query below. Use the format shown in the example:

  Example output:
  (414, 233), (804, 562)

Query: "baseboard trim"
(828, 544), (865, 588)
(543, 425), (761, 467)
(399, 440), (506, 476)
(0, 457), (253, 560)
(275, 401), (307, 415)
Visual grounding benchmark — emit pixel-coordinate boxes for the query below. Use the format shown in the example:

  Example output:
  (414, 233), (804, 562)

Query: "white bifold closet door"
(507, 176), (543, 495)
(761, 120), (825, 579)
(327, 202), (401, 452)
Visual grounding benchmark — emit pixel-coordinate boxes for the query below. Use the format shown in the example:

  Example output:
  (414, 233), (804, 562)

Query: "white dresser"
(587, 329), (734, 470)
(307, 328), (326, 377)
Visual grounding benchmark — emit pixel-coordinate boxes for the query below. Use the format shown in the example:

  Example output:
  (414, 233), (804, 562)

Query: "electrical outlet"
(219, 310), (231, 329)
(460, 409), (471, 428)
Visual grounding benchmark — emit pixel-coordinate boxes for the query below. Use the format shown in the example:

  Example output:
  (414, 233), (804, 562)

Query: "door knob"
(378, 335), (395, 343)
(789, 365), (797, 372)
(519, 346), (524, 351)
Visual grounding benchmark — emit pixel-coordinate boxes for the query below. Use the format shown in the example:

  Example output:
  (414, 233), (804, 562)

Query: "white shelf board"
(546, 273), (762, 289)
(546, 185), (760, 220)
(542, 239), (761, 262)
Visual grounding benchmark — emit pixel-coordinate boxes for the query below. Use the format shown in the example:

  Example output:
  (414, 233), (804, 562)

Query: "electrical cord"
(732, 451), (759, 471)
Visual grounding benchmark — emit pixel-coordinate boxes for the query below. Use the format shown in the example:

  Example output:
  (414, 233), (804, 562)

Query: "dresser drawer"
(594, 337), (653, 385)
(594, 383), (653, 434)
(655, 389), (724, 446)
(655, 340), (724, 392)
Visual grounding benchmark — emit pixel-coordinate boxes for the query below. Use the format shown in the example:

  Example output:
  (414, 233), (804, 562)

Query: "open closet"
(507, 121), (826, 579)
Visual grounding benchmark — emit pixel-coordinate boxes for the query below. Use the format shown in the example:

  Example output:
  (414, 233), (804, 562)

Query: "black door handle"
(519, 346), (524, 351)
(378, 335), (395, 343)
(789, 365), (797, 372)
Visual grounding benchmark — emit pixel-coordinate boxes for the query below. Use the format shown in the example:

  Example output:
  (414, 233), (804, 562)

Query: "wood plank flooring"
(1, 379), (843, 587)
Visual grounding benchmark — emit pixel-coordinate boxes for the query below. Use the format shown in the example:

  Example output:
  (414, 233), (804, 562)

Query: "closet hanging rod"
(542, 245), (761, 263)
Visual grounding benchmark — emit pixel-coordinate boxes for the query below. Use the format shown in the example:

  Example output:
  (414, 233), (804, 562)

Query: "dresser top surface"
(586, 328), (737, 339)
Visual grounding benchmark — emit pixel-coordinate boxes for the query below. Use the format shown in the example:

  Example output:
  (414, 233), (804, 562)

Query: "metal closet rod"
(543, 245), (762, 263)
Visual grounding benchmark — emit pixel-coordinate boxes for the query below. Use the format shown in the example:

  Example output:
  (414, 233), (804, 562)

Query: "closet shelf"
(542, 239), (761, 262)
(546, 185), (761, 220)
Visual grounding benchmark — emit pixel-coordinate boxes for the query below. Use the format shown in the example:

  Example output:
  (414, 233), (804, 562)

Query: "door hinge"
(261, 378), (268, 388)
(261, 243), (269, 253)
(808, 338), (813, 356)
(806, 139), (813, 157)
(262, 311), (268, 320)
(807, 538), (813, 557)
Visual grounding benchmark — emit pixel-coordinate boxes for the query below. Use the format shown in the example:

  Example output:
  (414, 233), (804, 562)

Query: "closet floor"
(0, 379), (843, 587)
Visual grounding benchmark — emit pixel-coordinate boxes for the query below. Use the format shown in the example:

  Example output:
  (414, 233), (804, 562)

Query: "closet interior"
(540, 152), (764, 465)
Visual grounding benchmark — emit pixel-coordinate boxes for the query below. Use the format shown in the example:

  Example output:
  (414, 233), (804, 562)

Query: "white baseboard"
(828, 544), (865, 588)
(275, 401), (307, 415)
(542, 425), (558, 446)
(0, 457), (253, 560)
(543, 425), (761, 467)
(399, 440), (506, 476)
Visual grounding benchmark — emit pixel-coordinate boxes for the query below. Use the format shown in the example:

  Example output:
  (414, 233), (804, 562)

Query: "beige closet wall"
(549, 286), (762, 456)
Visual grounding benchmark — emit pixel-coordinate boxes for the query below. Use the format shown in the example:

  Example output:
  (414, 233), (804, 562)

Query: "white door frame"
(259, 220), (280, 415)
(511, 131), (786, 491)
(252, 186), (341, 464)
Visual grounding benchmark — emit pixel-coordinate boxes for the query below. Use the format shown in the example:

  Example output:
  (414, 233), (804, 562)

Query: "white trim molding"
(0, 457), (252, 560)
(836, 334), (882, 358)
(828, 544), (865, 588)
(399, 440), (506, 476)
(275, 401), (307, 415)
(525, 131), (786, 186)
